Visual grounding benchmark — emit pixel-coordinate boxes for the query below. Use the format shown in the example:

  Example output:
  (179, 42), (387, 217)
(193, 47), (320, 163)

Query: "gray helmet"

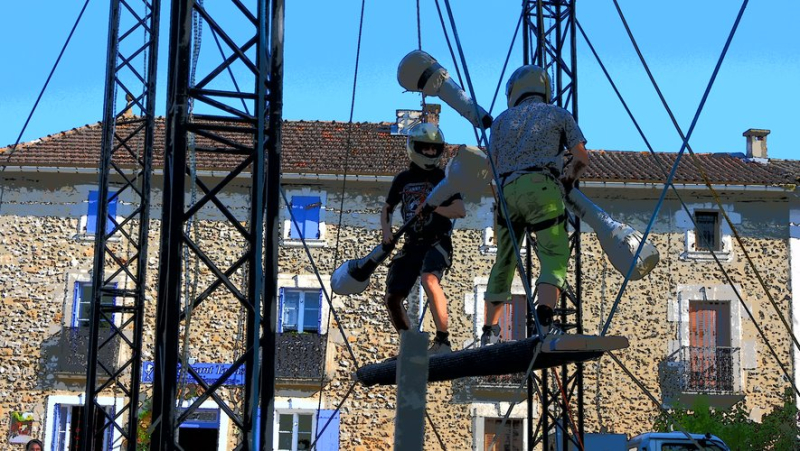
(406, 123), (445, 170)
(505, 65), (551, 107)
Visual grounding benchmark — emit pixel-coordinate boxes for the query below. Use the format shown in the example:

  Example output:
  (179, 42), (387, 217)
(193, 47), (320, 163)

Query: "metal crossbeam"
(523, 2), (583, 450)
(81, 0), (162, 449)
(150, 1), (283, 449)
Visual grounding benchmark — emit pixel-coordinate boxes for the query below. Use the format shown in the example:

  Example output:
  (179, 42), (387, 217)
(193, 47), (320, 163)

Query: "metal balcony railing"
(276, 333), (327, 381)
(668, 346), (740, 394)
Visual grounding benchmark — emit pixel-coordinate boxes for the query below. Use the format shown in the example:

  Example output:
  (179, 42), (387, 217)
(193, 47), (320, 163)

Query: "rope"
(601, 0), (749, 336)
(488, 11), (524, 116)
(577, 15), (800, 398)
(0, 0), (92, 214)
(607, 351), (705, 449)
(437, 0), (543, 334)
(313, 0), (367, 444)
(553, 366), (584, 451)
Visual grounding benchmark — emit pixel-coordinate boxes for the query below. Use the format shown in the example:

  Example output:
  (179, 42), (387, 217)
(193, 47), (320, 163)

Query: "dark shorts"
(385, 236), (453, 297)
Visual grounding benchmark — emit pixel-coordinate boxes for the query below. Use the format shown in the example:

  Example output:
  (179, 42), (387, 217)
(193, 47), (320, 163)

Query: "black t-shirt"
(385, 164), (462, 243)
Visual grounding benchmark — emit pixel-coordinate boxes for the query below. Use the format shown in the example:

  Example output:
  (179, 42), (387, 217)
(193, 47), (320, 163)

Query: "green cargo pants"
(485, 172), (569, 303)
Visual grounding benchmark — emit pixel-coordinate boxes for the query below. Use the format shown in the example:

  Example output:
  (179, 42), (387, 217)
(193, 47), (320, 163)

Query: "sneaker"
(535, 305), (554, 337)
(480, 324), (502, 347)
(429, 337), (452, 355)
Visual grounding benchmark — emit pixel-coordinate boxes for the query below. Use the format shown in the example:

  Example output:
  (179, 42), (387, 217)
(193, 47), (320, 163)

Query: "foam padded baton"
(355, 334), (628, 386)
(398, 50), (492, 129)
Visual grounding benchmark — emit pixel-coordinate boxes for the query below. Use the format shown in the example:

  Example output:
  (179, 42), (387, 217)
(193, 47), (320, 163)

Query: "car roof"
(628, 432), (726, 443)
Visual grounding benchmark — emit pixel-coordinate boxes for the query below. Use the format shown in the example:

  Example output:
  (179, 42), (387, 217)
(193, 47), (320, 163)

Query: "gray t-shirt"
(490, 97), (586, 186)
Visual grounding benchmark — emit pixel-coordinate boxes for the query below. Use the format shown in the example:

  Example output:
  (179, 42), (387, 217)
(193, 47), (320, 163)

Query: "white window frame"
(273, 398), (339, 451)
(471, 403), (529, 451)
(64, 271), (126, 330)
(277, 274), (332, 334)
(282, 188), (327, 248)
(669, 284), (752, 393)
(276, 411), (315, 451)
(678, 205), (736, 262)
(480, 227), (528, 256)
(464, 278), (536, 349)
(280, 288), (322, 334)
(44, 395), (124, 451)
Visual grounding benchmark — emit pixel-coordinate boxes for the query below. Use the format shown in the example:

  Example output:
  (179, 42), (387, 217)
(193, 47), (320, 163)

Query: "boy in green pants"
(482, 65), (589, 345)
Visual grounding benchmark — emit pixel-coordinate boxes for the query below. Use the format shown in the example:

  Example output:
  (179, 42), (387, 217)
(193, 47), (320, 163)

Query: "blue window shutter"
(278, 288), (285, 333)
(316, 409), (340, 451)
(107, 193), (118, 234)
(87, 190), (99, 234)
(289, 197), (308, 239)
(318, 290), (324, 333)
(290, 196), (321, 239)
(253, 407), (261, 450)
(305, 197), (320, 239)
(87, 190), (118, 235)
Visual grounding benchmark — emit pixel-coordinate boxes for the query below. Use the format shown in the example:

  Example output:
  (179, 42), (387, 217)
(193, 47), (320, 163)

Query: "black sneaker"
(535, 305), (554, 337)
(480, 324), (502, 347)
(429, 337), (452, 355)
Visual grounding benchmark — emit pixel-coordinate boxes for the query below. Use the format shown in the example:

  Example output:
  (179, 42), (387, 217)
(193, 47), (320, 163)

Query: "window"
(688, 300), (733, 391)
(485, 295), (528, 342)
(694, 211), (720, 251)
(51, 404), (113, 451)
(483, 418), (523, 451)
(84, 190), (119, 235)
(279, 288), (322, 333)
(72, 281), (115, 328)
(274, 410), (339, 451)
(288, 195), (321, 240)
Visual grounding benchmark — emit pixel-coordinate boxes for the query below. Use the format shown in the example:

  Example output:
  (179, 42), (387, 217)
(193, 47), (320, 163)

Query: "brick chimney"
(743, 128), (770, 159)
(423, 103), (441, 126)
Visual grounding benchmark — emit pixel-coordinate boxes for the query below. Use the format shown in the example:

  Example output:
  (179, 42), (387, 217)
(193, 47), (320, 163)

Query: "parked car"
(627, 432), (731, 450)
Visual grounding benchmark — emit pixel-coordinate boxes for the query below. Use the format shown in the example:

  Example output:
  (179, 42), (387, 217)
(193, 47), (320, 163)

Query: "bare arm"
(433, 198), (466, 219)
(563, 141), (589, 187)
(380, 203), (394, 244)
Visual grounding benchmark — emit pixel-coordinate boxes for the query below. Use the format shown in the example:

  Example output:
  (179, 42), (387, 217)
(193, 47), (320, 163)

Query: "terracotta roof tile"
(2, 118), (797, 186)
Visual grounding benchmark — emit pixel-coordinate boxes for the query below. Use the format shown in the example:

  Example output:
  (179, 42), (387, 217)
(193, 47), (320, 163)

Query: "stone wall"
(0, 173), (794, 449)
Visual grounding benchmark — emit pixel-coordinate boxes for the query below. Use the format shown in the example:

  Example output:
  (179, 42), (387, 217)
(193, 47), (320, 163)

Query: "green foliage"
(653, 390), (798, 450)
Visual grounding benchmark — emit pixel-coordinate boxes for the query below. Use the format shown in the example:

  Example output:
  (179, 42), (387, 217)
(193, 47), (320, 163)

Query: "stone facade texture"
(0, 119), (797, 449)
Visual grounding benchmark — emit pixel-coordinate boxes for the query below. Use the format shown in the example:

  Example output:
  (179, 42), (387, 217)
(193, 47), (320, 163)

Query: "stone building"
(0, 115), (797, 449)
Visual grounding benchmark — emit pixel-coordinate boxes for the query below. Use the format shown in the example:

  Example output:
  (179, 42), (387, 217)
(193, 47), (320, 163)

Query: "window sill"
(281, 239), (326, 249)
(681, 249), (734, 263)
(72, 233), (122, 243)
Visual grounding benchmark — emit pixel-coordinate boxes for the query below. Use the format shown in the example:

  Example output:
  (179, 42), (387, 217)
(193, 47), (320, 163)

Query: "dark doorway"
(178, 427), (219, 450)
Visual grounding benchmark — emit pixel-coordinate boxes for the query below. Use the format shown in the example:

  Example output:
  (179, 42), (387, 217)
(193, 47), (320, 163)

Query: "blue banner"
(141, 361), (246, 386)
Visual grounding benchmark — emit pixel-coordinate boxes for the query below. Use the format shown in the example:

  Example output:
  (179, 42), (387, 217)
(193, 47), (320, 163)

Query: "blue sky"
(1, 1), (797, 160)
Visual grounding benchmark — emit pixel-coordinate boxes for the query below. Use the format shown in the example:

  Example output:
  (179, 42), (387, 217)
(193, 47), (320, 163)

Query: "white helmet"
(406, 123), (445, 170)
(505, 65), (551, 107)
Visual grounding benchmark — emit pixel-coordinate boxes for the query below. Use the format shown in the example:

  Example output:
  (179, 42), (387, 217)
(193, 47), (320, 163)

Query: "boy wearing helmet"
(482, 65), (589, 345)
(381, 122), (466, 355)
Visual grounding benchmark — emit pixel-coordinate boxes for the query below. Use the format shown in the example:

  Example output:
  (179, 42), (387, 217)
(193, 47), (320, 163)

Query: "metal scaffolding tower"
(81, 0), (162, 449)
(149, 0), (284, 449)
(523, 1), (584, 450)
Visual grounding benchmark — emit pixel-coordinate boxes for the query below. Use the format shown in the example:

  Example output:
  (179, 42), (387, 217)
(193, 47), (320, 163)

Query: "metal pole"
(80, 0), (121, 447)
(259, 0), (285, 448)
(152, 0), (193, 447)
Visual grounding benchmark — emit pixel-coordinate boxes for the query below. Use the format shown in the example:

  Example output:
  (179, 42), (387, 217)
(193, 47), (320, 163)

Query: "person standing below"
(482, 65), (589, 345)
(25, 439), (44, 451)
(381, 122), (466, 355)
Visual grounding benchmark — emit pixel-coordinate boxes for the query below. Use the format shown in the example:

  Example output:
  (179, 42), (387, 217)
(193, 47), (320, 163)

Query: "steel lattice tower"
(149, 0), (284, 449)
(80, 0), (162, 449)
(523, 2), (584, 450)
